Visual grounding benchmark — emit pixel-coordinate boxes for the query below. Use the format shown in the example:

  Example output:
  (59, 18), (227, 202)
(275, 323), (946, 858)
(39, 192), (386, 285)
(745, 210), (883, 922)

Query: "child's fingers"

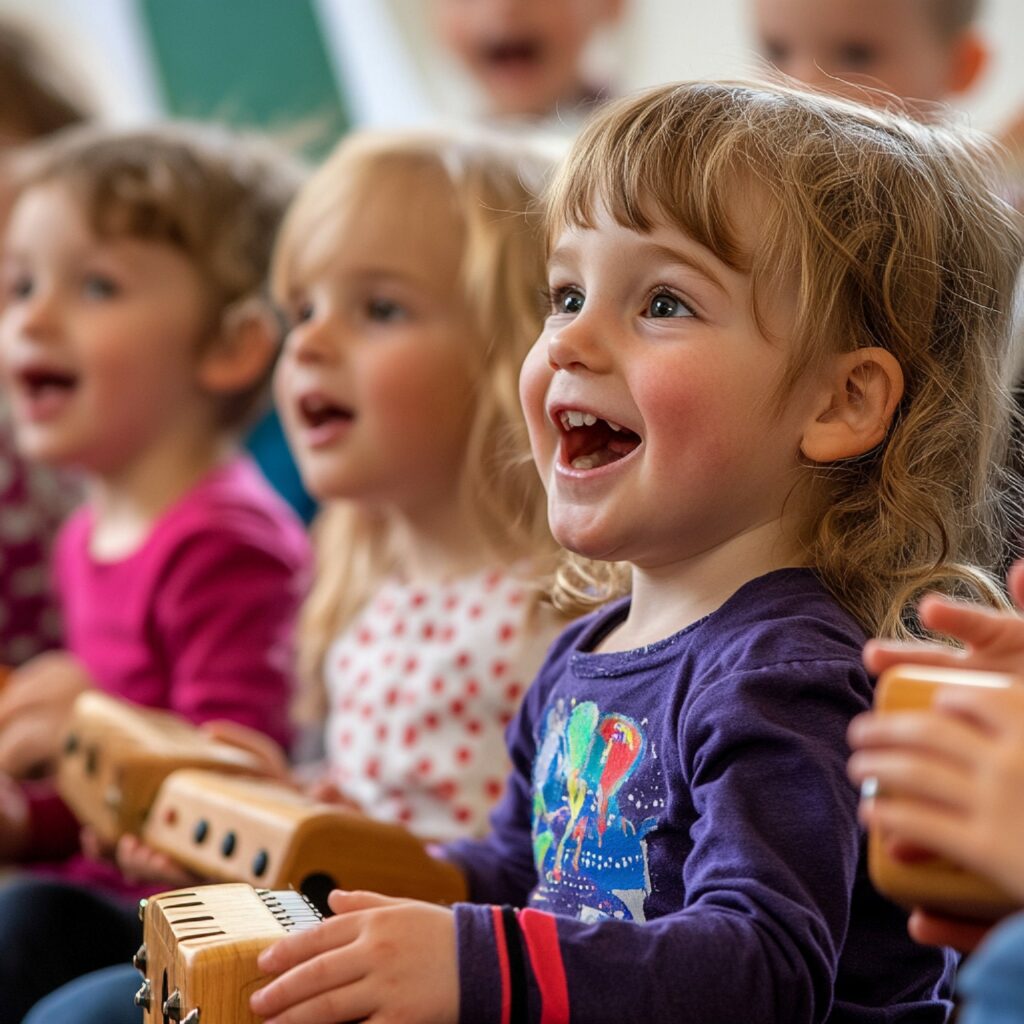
(252, 947), (370, 1021)
(858, 795), (971, 867)
(257, 909), (364, 973)
(848, 749), (973, 812)
(918, 594), (1024, 655)
(847, 709), (988, 767)
(260, 976), (376, 1024)
(908, 908), (991, 952)
(862, 638), (965, 676)
(327, 889), (402, 915)
(933, 684), (1024, 738)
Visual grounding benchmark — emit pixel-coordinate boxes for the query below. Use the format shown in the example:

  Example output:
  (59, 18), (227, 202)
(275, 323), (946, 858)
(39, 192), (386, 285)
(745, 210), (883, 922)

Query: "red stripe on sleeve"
(491, 905), (512, 1024)
(518, 908), (570, 1024)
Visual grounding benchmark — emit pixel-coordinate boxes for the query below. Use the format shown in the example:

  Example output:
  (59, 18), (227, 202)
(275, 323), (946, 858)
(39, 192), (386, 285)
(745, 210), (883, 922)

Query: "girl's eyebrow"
(642, 242), (728, 295)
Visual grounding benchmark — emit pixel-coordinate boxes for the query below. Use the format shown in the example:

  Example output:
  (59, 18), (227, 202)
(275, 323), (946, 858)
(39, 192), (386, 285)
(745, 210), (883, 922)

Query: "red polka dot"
(505, 682), (522, 702)
(380, 599), (395, 614)
(376, 722), (389, 741)
(497, 623), (516, 643)
(403, 725), (418, 746)
(339, 695), (355, 712)
(392, 619), (406, 636)
(443, 593), (459, 611)
(339, 729), (353, 747)
(468, 603), (483, 619)
(455, 651), (472, 669)
(441, 625), (456, 642)
(365, 757), (380, 779)
(453, 805), (472, 823)
(416, 757), (433, 776)
(411, 591), (427, 607)
(421, 622), (435, 639)
(337, 654), (351, 670)
(485, 570), (502, 590)
(435, 780), (457, 800)
(465, 719), (482, 735)
(397, 805), (414, 823)
(361, 704), (374, 719)
(484, 778), (503, 799)
(403, 656), (418, 674)
(491, 660), (508, 677)
(357, 627), (374, 645)
(431, 676), (445, 694)
(455, 746), (472, 764)
(385, 687), (400, 706)
(499, 711), (514, 726)
(449, 698), (465, 716)
(507, 590), (524, 606)
(424, 712), (440, 729)
(383, 652), (395, 667)
(357, 670), (371, 687)
(464, 677), (480, 697)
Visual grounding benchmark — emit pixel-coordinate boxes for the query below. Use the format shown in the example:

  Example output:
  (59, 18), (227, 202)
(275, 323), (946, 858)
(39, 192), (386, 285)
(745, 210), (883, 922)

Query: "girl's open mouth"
(556, 408), (641, 470)
(299, 393), (355, 431)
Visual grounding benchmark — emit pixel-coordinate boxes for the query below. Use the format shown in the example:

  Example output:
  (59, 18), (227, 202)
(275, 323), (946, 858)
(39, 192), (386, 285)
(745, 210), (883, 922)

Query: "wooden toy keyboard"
(142, 769), (467, 912)
(867, 664), (1022, 920)
(55, 691), (265, 846)
(133, 883), (321, 1024)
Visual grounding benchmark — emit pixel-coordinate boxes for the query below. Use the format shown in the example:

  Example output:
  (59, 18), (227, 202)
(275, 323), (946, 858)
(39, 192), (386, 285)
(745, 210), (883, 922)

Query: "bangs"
(544, 86), (758, 272)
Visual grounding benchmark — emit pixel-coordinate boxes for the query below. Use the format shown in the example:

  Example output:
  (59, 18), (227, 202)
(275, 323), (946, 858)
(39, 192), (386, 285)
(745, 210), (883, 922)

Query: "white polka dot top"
(324, 568), (564, 842)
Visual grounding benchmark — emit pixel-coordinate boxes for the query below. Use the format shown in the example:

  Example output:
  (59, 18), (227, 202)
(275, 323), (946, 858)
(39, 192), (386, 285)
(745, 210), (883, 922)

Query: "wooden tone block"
(133, 883), (321, 1024)
(143, 769), (467, 913)
(867, 664), (1022, 921)
(56, 691), (265, 846)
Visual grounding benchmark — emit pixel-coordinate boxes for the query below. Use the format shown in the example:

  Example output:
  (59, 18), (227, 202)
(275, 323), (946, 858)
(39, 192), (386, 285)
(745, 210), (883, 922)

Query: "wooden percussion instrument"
(143, 769), (467, 913)
(56, 691), (265, 846)
(133, 883), (322, 1024)
(867, 664), (1022, 921)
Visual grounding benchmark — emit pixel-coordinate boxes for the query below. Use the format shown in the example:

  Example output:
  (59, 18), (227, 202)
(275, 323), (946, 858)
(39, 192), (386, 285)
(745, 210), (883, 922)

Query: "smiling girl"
(249, 81), (1023, 1024)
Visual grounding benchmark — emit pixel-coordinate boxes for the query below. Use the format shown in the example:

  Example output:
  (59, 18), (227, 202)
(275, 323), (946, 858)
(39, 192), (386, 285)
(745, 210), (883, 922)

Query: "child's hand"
(303, 777), (363, 813)
(115, 832), (205, 887)
(0, 771), (29, 861)
(848, 683), (1024, 904)
(863, 560), (1024, 679)
(0, 652), (93, 776)
(907, 908), (992, 953)
(199, 719), (293, 783)
(250, 890), (459, 1024)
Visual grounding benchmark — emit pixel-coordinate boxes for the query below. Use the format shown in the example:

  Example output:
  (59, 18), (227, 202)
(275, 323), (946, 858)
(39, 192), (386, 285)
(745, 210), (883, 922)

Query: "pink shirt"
(22, 456), (310, 897)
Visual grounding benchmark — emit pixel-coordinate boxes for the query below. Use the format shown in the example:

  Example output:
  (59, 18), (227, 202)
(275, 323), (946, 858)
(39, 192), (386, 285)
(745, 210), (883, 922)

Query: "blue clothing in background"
(245, 408), (316, 524)
(446, 569), (956, 1023)
(958, 912), (1024, 1024)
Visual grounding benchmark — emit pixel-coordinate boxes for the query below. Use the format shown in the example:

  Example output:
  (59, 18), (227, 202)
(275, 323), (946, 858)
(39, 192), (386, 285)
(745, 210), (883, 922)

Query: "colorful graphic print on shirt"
(530, 697), (662, 922)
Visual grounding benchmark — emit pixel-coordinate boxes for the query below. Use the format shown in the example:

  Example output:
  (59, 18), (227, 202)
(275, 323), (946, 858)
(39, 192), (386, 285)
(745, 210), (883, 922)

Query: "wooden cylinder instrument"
(143, 769), (467, 912)
(133, 883), (322, 1024)
(55, 691), (266, 846)
(867, 664), (1022, 921)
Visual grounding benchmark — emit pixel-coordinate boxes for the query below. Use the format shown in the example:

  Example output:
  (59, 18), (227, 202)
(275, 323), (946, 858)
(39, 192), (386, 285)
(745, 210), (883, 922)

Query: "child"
(0, 17), (92, 679)
(848, 561), (1024, 1023)
(0, 122), (310, 1022)
(21, 127), (573, 1022)
(751, 0), (988, 111)
(244, 80), (1022, 1023)
(432, 0), (625, 124)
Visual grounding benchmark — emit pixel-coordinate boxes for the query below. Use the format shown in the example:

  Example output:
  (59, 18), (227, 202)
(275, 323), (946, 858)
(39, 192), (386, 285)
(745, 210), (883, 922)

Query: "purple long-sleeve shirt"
(22, 456), (310, 898)
(445, 569), (956, 1023)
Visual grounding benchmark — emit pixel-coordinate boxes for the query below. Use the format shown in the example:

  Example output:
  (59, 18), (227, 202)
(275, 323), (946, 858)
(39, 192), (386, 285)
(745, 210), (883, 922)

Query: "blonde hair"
(17, 122), (302, 429)
(272, 130), (564, 720)
(546, 80), (1024, 638)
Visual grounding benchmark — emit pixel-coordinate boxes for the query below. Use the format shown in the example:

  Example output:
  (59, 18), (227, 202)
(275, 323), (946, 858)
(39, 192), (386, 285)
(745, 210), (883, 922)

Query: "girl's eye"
(82, 274), (119, 299)
(646, 291), (693, 319)
(367, 298), (405, 323)
(6, 273), (33, 300)
(552, 287), (584, 315)
(292, 299), (315, 325)
(837, 42), (878, 70)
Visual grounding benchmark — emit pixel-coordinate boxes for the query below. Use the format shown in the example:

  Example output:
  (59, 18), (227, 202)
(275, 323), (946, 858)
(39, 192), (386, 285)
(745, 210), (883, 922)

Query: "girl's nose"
(284, 314), (336, 364)
(546, 310), (611, 373)
(17, 286), (60, 340)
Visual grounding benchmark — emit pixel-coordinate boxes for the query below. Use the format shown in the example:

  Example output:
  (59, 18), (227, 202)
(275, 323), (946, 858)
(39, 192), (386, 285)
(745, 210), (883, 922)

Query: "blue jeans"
(23, 964), (140, 1024)
(958, 912), (1024, 1024)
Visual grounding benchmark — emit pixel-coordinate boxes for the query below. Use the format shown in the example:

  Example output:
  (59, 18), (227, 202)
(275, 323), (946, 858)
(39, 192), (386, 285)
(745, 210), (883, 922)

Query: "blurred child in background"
(0, 19), (91, 679)
(23, 126), (576, 1023)
(0, 123), (310, 1023)
(250, 80), (1022, 1024)
(432, 0), (625, 126)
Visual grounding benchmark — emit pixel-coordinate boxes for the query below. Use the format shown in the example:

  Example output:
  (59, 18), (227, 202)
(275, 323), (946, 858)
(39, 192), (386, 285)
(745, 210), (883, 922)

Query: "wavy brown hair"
(272, 130), (570, 721)
(545, 80), (1024, 638)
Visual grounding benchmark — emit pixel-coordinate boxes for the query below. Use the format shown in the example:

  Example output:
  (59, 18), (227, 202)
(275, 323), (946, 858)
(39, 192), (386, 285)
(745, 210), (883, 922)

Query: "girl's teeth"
(571, 455), (598, 470)
(582, 413), (597, 426)
(607, 421), (622, 432)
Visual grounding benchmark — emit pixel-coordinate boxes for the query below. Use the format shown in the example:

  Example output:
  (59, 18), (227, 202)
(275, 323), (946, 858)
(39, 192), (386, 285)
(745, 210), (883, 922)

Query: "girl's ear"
(946, 30), (988, 96)
(197, 298), (279, 396)
(800, 347), (904, 463)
